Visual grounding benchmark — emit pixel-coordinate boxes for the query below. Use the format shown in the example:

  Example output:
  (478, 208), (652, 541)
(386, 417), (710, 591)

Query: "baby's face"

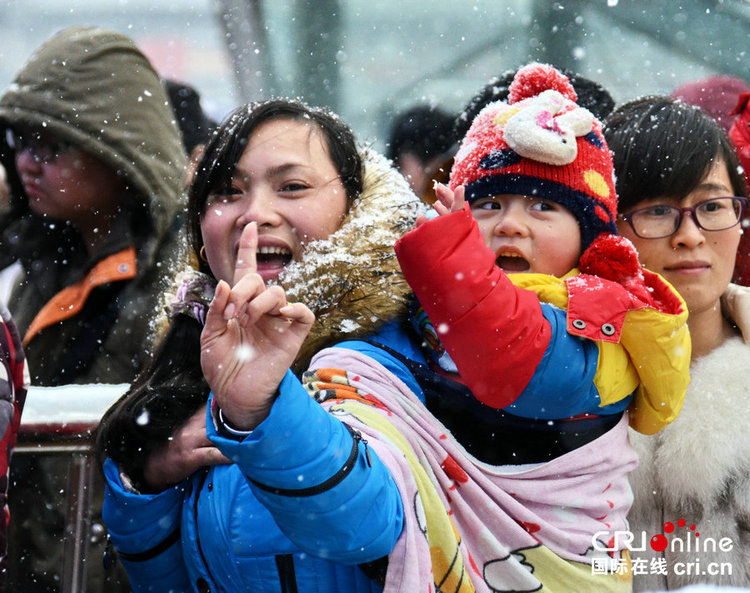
(470, 193), (581, 276)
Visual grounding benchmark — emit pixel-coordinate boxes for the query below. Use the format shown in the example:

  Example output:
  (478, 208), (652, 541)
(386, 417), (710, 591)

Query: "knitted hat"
(450, 63), (617, 251)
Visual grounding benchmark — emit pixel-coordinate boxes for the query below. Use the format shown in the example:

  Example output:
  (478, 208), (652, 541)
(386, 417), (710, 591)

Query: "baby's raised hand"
(415, 183), (466, 228)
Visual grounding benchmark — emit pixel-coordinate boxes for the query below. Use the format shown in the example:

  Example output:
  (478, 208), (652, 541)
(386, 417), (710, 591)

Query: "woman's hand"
(415, 183), (465, 228)
(142, 404), (229, 492)
(722, 283), (750, 344)
(200, 222), (315, 430)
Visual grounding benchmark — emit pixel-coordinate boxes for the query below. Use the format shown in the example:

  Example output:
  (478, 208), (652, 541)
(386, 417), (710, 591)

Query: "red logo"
(650, 519), (699, 552)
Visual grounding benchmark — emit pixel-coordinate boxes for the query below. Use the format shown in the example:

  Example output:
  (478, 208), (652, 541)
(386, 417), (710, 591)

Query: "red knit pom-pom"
(579, 233), (640, 283)
(508, 63), (577, 105)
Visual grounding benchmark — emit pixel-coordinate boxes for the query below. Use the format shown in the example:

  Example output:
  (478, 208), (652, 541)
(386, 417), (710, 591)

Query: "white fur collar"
(636, 336), (750, 507)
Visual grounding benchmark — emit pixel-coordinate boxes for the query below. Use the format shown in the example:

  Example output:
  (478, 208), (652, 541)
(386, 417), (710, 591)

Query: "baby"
(395, 63), (690, 462)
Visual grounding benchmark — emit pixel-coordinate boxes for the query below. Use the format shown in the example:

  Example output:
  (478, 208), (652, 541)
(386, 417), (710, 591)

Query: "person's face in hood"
(11, 127), (127, 250)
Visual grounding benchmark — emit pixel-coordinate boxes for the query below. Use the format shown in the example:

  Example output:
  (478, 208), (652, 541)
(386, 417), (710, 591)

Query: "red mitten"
(579, 233), (654, 308)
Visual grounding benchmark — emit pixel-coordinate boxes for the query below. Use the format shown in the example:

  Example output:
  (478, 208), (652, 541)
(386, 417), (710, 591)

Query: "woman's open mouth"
(255, 245), (293, 281)
(257, 245), (293, 266)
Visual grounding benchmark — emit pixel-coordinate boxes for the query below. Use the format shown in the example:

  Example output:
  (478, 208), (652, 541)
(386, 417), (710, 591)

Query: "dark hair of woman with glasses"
(604, 95), (750, 591)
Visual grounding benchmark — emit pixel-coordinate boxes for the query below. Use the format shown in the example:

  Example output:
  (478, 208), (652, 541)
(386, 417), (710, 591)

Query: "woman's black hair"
(96, 99), (363, 483)
(188, 100), (363, 275)
(95, 313), (207, 486)
(604, 96), (748, 214)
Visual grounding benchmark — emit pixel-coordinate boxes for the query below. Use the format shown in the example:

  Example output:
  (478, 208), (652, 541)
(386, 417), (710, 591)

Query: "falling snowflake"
(235, 344), (256, 362)
(136, 409), (150, 426)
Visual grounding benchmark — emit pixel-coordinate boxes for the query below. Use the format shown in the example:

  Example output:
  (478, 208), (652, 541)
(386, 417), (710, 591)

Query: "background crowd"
(0, 16), (748, 593)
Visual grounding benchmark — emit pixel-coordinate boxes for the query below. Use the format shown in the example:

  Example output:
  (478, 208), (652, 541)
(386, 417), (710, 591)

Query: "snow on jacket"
(394, 206), (690, 436)
(628, 284), (750, 591)
(0, 25), (186, 385)
(0, 302), (27, 592)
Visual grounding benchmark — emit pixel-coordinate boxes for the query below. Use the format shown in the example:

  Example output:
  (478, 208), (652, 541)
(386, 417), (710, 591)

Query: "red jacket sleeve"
(0, 304), (28, 590)
(729, 94), (750, 286)
(394, 208), (551, 408)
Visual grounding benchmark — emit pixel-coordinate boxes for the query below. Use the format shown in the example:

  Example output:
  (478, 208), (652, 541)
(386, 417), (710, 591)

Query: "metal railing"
(15, 385), (128, 593)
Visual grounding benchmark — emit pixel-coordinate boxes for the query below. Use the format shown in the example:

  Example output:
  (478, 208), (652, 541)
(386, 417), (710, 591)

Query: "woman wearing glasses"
(0, 27), (185, 386)
(605, 96), (750, 591)
(0, 26), (185, 591)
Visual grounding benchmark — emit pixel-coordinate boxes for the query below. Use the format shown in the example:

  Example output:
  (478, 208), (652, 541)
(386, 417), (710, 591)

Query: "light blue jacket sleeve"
(206, 369), (404, 565)
(504, 303), (632, 419)
(102, 458), (192, 593)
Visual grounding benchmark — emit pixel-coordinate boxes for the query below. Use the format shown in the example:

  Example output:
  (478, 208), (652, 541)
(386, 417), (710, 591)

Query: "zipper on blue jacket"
(193, 469), (221, 591)
(275, 555), (298, 593)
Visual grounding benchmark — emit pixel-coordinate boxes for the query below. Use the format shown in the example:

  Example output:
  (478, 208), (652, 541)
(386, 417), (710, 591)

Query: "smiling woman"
(96, 99), (427, 593)
(604, 96), (750, 591)
(199, 117), (349, 285)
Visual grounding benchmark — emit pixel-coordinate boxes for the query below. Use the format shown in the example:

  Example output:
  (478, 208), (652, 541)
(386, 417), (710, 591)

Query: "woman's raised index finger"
(233, 222), (259, 286)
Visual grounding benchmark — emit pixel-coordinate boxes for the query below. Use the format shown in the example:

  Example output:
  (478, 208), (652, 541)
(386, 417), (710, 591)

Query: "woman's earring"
(199, 246), (208, 262)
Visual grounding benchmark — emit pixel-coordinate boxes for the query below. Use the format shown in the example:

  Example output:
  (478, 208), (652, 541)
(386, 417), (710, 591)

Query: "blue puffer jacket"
(102, 324), (426, 593)
(103, 292), (668, 592)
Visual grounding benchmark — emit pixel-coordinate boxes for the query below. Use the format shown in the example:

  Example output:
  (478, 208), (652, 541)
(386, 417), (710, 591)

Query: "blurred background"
(0, 0), (748, 149)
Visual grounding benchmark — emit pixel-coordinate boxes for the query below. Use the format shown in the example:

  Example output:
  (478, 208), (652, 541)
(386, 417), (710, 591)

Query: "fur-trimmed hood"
(162, 149), (426, 368)
(278, 148), (425, 367)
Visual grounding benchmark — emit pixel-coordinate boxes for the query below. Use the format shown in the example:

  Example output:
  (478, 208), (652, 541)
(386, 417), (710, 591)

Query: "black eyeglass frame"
(5, 128), (75, 164)
(619, 196), (748, 239)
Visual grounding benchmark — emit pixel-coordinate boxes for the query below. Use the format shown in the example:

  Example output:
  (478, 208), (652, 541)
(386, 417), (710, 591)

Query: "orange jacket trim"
(23, 246), (137, 347)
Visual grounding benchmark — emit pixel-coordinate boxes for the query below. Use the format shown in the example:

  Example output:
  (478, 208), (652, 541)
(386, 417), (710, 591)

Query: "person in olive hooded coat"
(0, 25), (186, 385)
(0, 26), (186, 591)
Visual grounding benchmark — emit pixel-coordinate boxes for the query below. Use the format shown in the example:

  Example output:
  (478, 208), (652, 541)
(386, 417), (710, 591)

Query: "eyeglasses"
(619, 197), (748, 239)
(5, 128), (74, 163)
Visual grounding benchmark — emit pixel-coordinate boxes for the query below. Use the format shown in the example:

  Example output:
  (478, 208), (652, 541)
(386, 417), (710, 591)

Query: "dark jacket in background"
(0, 25), (186, 593)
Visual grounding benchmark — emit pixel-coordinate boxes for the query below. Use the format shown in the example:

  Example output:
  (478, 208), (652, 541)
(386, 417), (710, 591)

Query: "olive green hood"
(0, 25), (186, 236)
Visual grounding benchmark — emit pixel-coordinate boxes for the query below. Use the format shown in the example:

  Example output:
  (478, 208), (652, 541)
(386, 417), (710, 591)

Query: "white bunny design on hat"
(503, 89), (595, 166)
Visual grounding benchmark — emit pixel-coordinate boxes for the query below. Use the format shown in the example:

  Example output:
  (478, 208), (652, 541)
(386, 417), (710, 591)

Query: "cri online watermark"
(590, 518), (734, 577)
